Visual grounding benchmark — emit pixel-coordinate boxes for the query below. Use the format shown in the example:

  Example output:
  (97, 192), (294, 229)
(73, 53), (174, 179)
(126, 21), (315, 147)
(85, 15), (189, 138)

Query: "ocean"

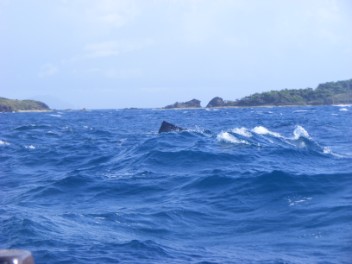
(0, 105), (351, 263)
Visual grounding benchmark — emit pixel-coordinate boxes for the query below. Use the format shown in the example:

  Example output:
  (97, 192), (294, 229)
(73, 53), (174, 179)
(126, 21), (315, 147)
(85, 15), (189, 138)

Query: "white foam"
(293, 110), (308, 113)
(187, 126), (211, 136)
(231, 127), (252, 138)
(217, 132), (249, 144)
(25, 145), (36, 150)
(288, 197), (312, 206)
(293, 125), (310, 140)
(116, 138), (127, 146)
(339, 108), (348, 112)
(252, 126), (282, 138)
(0, 140), (10, 146)
(323, 147), (332, 154)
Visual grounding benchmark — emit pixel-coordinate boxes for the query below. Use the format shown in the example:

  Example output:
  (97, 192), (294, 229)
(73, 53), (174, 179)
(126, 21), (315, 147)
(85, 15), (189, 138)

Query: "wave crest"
(217, 132), (249, 144)
(293, 125), (310, 140)
(252, 126), (282, 138)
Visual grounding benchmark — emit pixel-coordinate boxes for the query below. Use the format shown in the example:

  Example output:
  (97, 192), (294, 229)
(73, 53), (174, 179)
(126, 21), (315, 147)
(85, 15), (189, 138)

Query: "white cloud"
(84, 41), (121, 58)
(59, 0), (139, 32)
(84, 39), (154, 59)
(97, 0), (139, 28)
(38, 63), (59, 78)
(87, 67), (142, 79)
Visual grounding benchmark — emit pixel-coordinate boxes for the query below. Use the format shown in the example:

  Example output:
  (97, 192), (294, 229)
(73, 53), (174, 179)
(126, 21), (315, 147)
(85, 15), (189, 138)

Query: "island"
(206, 79), (352, 108)
(206, 97), (227, 108)
(163, 99), (201, 109)
(0, 97), (50, 112)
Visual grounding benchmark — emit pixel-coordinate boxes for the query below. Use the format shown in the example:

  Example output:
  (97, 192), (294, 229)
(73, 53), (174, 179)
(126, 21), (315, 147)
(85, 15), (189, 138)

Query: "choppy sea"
(1, 105), (351, 263)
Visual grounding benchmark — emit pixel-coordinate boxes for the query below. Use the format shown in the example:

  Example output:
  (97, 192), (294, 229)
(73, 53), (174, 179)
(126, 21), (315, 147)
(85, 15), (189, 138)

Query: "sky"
(1, 0), (351, 109)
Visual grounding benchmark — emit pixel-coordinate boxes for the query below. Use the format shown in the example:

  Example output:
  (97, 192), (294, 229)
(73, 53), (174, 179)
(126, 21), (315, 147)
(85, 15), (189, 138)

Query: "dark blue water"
(1, 106), (351, 263)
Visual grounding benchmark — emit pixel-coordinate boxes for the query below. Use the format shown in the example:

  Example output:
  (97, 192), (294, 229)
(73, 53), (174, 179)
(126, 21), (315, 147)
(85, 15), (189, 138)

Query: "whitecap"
(25, 145), (36, 150)
(339, 108), (348, 112)
(288, 197), (312, 207)
(0, 140), (10, 146)
(50, 114), (62, 117)
(252, 126), (282, 138)
(293, 125), (310, 140)
(293, 110), (308, 113)
(187, 126), (212, 136)
(116, 138), (127, 146)
(216, 132), (249, 144)
(231, 127), (252, 138)
(323, 146), (332, 154)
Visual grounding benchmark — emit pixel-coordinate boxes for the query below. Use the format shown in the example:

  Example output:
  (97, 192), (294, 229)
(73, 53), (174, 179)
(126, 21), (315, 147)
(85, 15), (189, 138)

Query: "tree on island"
(0, 97), (50, 112)
(206, 79), (352, 107)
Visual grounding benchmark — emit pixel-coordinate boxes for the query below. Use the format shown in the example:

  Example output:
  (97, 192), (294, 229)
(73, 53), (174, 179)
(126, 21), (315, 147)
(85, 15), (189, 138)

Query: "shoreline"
(14, 109), (52, 113)
(2, 104), (349, 113)
(157, 103), (352, 110)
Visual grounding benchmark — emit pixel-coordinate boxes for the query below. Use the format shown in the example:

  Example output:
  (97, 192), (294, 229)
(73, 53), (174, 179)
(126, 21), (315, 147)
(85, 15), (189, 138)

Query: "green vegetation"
(233, 79), (352, 107)
(164, 99), (201, 109)
(0, 97), (50, 112)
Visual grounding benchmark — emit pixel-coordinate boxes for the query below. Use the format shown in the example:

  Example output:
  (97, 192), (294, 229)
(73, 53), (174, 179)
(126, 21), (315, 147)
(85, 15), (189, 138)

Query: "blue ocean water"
(1, 105), (351, 263)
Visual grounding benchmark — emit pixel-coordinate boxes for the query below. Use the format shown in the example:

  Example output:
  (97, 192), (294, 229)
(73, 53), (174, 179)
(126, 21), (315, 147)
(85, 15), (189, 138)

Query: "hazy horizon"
(1, 0), (351, 109)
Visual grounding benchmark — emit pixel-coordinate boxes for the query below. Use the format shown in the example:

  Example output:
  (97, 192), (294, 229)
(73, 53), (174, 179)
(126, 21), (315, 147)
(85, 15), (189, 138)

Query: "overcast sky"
(1, 0), (351, 109)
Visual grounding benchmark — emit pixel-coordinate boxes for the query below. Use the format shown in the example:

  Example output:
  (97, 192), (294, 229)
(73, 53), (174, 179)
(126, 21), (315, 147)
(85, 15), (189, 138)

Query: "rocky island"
(206, 79), (352, 108)
(206, 97), (230, 108)
(163, 99), (201, 109)
(0, 97), (50, 112)
(162, 79), (351, 109)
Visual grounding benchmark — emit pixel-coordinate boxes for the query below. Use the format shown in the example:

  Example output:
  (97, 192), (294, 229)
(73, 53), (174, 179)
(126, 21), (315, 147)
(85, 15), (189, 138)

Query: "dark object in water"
(0, 249), (35, 264)
(158, 121), (184, 133)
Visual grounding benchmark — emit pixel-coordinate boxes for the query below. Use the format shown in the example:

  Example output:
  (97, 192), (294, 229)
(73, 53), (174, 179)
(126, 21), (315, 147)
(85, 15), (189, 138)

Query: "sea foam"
(252, 126), (282, 138)
(217, 132), (249, 144)
(231, 127), (252, 137)
(0, 139), (10, 145)
(293, 125), (310, 140)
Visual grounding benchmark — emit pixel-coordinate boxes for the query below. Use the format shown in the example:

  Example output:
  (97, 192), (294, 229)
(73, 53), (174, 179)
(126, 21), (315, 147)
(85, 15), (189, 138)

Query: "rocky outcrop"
(0, 97), (50, 112)
(206, 97), (225, 108)
(206, 97), (238, 108)
(164, 99), (201, 109)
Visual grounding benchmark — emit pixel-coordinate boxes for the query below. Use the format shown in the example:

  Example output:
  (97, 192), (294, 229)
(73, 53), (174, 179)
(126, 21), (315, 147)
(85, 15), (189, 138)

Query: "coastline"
(158, 103), (351, 110)
(14, 109), (52, 113)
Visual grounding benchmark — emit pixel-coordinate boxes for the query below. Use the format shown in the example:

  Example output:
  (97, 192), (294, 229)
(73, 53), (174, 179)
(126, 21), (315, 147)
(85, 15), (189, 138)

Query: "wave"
(231, 127), (252, 137)
(2, 108), (351, 264)
(216, 131), (249, 144)
(252, 125), (283, 138)
(0, 139), (10, 145)
(292, 125), (310, 140)
(14, 124), (52, 131)
(215, 125), (336, 156)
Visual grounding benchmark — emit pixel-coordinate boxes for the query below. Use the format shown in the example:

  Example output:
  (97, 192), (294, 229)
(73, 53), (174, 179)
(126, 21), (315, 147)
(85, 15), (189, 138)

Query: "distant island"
(163, 79), (352, 109)
(163, 99), (201, 109)
(0, 97), (50, 112)
(207, 79), (352, 107)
